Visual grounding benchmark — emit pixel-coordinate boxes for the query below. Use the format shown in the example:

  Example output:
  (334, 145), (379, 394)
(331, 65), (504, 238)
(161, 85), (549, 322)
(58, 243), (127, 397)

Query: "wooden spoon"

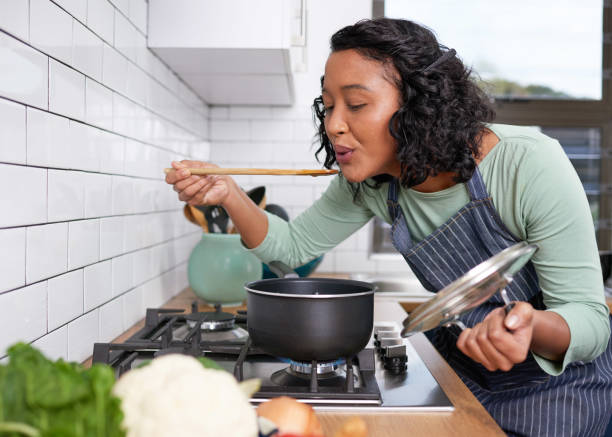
(164, 168), (338, 177)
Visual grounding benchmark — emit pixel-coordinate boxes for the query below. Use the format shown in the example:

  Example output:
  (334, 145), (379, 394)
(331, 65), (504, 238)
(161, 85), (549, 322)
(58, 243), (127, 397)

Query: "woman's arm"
(530, 309), (571, 361)
(166, 160), (375, 266)
(221, 177), (269, 248)
(457, 131), (609, 373)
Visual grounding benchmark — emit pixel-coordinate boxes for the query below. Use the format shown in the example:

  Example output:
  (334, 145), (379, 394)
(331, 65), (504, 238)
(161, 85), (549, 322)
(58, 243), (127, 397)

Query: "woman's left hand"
(456, 302), (535, 372)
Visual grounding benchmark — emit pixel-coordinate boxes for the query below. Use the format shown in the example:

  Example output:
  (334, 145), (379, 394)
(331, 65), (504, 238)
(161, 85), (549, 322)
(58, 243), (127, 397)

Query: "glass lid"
(401, 241), (538, 336)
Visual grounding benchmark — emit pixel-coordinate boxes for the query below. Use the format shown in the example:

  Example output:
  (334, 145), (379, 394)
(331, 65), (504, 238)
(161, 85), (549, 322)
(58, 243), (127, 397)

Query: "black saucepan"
(245, 263), (375, 362)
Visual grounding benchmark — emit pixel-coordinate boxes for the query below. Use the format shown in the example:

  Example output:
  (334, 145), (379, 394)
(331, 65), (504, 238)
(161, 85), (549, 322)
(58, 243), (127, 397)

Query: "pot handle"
(267, 261), (299, 279)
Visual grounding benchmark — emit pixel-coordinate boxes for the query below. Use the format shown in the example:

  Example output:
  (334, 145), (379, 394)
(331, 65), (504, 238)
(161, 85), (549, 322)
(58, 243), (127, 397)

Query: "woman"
(166, 18), (612, 436)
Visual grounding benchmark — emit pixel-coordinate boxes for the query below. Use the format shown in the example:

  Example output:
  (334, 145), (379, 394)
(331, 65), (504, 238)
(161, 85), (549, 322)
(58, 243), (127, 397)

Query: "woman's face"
(322, 49), (402, 182)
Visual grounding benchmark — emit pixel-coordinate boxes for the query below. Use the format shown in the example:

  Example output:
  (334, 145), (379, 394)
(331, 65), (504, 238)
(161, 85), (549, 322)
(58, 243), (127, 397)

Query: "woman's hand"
(165, 159), (269, 248)
(456, 302), (535, 372)
(165, 160), (234, 206)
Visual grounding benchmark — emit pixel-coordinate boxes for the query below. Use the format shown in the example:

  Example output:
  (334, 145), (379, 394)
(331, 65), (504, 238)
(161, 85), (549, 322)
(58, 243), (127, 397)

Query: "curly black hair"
(312, 18), (495, 190)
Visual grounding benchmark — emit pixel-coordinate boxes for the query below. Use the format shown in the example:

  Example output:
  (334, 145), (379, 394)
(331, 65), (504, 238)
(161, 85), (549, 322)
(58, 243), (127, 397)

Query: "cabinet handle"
(291, 0), (307, 47)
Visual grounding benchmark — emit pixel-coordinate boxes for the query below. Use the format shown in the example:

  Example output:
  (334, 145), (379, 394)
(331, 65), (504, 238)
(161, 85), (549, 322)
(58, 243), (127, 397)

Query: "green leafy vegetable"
(197, 357), (224, 371)
(134, 359), (152, 369)
(0, 343), (125, 437)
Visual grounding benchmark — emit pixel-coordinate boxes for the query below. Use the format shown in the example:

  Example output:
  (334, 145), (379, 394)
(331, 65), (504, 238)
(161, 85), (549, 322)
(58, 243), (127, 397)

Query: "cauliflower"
(112, 354), (258, 437)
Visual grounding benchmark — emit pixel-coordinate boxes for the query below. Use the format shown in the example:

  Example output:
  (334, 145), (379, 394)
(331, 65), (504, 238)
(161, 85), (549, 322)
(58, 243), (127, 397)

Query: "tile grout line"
(0, 229), (199, 296)
(0, 28), (207, 140)
(0, 94), (205, 160)
(46, 0), (203, 113)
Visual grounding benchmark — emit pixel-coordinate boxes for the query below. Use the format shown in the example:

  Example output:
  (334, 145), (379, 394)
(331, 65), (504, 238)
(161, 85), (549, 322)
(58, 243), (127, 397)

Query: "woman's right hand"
(165, 160), (234, 206)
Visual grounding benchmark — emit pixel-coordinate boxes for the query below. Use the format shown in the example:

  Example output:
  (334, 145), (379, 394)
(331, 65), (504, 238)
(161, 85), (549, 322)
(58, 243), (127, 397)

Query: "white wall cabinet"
(148, 0), (306, 105)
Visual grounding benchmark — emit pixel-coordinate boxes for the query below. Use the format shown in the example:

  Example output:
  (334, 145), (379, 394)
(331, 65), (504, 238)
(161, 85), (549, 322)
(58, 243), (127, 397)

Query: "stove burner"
(271, 365), (357, 388)
(289, 359), (344, 375)
(185, 311), (236, 331)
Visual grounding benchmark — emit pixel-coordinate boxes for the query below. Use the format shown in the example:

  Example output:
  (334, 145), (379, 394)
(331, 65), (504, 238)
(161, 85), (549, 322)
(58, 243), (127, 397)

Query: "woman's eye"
(324, 105), (334, 113)
(348, 104), (366, 111)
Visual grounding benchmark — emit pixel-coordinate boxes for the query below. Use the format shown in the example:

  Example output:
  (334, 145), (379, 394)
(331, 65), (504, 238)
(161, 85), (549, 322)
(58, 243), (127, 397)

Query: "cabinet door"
(148, 0), (290, 49)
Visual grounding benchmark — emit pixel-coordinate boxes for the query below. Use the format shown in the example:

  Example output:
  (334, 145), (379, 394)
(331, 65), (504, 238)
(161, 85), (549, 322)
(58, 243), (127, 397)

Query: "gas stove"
(92, 303), (453, 411)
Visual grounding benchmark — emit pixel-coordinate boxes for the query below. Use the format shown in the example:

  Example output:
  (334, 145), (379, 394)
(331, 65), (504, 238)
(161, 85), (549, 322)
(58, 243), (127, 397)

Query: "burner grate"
(92, 302), (381, 405)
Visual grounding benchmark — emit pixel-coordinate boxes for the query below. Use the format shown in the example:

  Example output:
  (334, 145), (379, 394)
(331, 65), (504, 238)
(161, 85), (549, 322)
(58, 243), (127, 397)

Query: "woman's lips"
(334, 145), (354, 164)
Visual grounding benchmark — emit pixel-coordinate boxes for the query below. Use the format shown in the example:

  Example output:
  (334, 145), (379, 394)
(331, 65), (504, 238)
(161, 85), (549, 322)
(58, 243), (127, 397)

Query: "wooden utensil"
(183, 205), (209, 233)
(164, 168), (338, 177)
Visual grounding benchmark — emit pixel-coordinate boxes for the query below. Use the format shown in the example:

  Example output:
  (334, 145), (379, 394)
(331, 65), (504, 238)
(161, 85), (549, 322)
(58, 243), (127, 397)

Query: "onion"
(256, 397), (323, 437)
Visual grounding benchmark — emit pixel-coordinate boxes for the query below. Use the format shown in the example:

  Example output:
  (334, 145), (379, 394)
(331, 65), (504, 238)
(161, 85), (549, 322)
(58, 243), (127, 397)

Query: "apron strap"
(386, 178), (401, 220)
(466, 167), (489, 201)
(386, 179), (417, 254)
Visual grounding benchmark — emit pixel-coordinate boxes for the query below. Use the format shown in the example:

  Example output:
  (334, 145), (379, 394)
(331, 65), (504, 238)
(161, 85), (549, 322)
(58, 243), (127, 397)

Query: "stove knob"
(373, 325), (397, 340)
(377, 337), (403, 354)
(374, 329), (399, 351)
(382, 344), (408, 374)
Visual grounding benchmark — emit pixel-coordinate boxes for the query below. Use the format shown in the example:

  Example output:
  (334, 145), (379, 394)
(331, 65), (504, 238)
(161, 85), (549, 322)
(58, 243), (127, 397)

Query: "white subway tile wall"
(0, 227), (26, 292)
(32, 325), (68, 361)
(0, 31), (49, 108)
(0, 282), (47, 355)
(0, 0), (29, 42)
(68, 218), (100, 269)
(73, 21), (103, 81)
(0, 99), (26, 164)
(30, 0), (74, 65)
(0, 164), (47, 227)
(47, 269), (83, 331)
(26, 222), (69, 285)
(48, 59), (86, 120)
(54, 0), (87, 23)
(0, 0), (207, 362)
(209, 105), (382, 275)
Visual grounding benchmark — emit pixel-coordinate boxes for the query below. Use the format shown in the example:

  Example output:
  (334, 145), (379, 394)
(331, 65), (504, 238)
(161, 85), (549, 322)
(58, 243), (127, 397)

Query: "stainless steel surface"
(245, 320), (453, 412)
(351, 273), (434, 302)
(378, 329), (400, 335)
(401, 242), (538, 337)
(374, 325), (397, 335)
(201, 318), (235, 331)
(362, 321), (452, 412)
(379, 337), (403, 347)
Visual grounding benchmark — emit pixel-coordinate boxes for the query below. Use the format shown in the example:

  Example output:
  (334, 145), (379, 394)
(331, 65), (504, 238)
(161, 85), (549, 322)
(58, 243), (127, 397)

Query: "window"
(384, 0), (603, 101)
(370, 0), (612, 254)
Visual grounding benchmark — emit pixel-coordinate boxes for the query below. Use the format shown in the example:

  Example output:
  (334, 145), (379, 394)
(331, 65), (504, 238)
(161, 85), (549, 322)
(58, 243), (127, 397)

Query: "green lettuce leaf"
(0, 343), (125, 437)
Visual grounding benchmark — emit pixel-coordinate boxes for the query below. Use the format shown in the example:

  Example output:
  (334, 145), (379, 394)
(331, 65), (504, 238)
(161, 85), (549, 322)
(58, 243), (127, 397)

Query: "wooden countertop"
(89, 287), (504, 437)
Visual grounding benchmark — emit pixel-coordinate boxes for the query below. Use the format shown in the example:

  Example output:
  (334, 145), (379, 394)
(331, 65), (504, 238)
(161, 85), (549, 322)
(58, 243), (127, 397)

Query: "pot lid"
(401, 241), (538, 337)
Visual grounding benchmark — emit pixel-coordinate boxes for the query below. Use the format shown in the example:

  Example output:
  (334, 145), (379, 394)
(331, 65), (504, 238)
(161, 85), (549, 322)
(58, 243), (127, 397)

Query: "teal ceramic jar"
(188, 233), (262, 306)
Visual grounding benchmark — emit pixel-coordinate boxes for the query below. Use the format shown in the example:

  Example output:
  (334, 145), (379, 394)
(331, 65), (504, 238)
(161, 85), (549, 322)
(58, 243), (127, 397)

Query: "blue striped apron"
(387, 168), (612, 436)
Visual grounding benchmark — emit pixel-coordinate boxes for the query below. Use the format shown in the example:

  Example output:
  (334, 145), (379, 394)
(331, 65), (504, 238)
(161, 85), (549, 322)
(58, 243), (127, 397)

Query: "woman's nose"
(326, 108), (348, 138)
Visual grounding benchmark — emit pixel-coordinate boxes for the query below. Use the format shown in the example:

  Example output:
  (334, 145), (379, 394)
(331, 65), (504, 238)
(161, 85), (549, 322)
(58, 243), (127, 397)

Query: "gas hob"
(92, 303), (453, 411)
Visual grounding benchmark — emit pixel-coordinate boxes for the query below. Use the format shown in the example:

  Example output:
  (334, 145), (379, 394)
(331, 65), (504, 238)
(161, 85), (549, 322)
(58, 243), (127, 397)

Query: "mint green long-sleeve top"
(250, 123), (611, 376)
